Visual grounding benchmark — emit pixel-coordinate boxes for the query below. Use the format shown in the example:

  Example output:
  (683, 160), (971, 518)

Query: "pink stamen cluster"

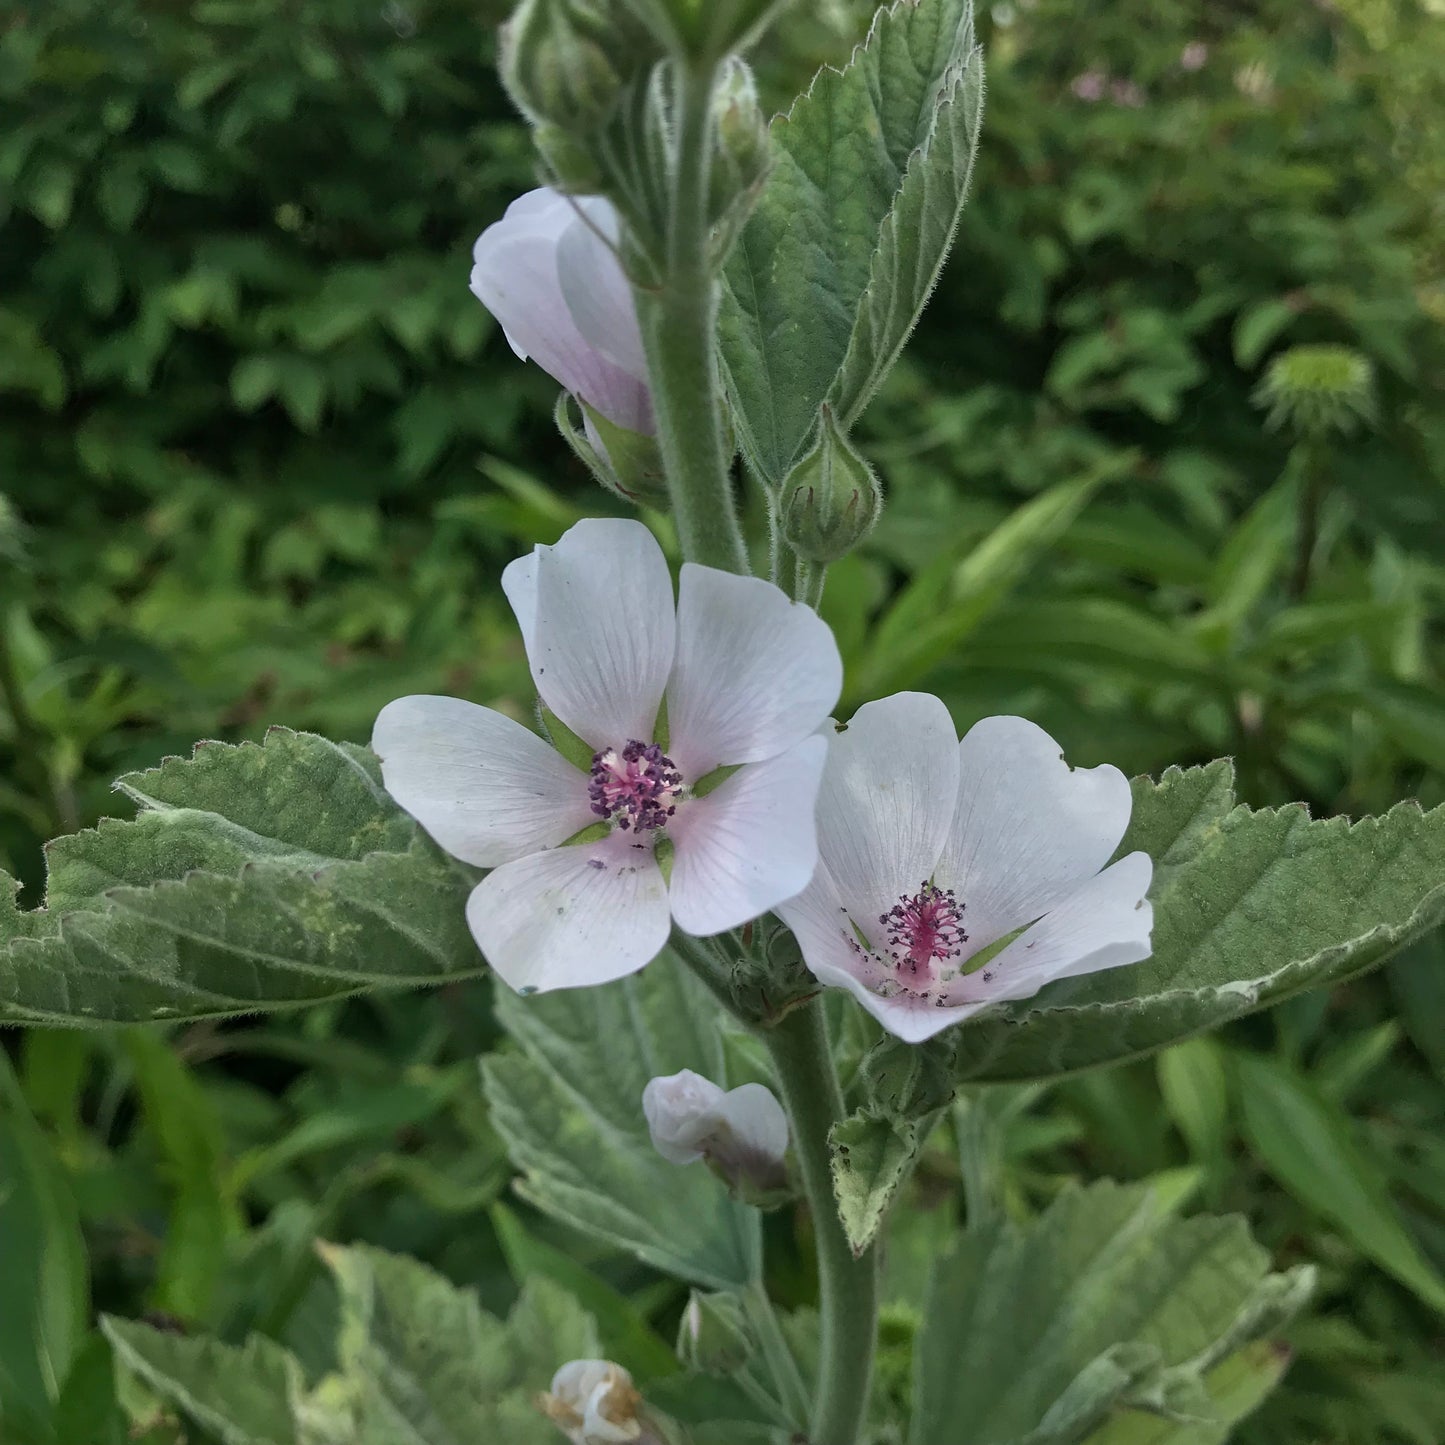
(588, 740), (682, 832)
(880, 881), (967, 982)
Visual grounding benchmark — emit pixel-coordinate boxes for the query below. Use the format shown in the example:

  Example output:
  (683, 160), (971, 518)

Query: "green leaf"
(720, 0), (984, 483)
(102, 1320), (303, 1445)
(910, 1179), (1311, 1445)
(104, 1248), (598, 1445)
(482, 956), (764, 1291)
(0, 730), (480, 1025)
(1233, 1050), (1445, 1313)
(954, 762), (1445, 1082)
(0, 1052), (88, 1438)
(829, 1108), (922, 1256)
(490, 1202), (678, 1383)
(1080, 1340), (1291, 1445)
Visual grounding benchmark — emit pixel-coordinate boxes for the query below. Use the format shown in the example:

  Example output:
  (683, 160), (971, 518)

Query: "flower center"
(588, 740), (682, 832)
(879, 881), (967, 982)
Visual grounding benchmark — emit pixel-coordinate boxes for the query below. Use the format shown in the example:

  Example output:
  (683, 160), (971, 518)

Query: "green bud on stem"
(779, 405), (883, 563)
(502, 0), (623, 131)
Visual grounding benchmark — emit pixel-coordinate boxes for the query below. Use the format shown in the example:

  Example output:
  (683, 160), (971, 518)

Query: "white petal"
(945, 851), (1154, 1009)
(937, 715), (1135, 945)
(372, 695), (592, 867)
(466, 834), (671, 993)
(814, 693), (960, 932)
(642, 1069), (727, 1164)
(557, 201), (649, 383)
(470, 189), (651, 432)
(509, 519), (677, 752)
(667, 736), (828, 936)
(666, 565), (843, 778)
(715, 1082), (790, 1165)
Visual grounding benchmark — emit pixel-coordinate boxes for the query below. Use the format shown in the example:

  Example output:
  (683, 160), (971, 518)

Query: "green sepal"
(693, 763), (742, 799)
(539, 701), (597, 773)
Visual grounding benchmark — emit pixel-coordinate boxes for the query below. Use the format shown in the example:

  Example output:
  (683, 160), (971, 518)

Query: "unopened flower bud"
(540, 1359), (645, 1444)
(779, 406), (883, 563)
(678, 1290), (752, 1374)
(502, 0), (623, 131)
(709, 57), (769, 218)
(642, 1070), (789, 1199)
(1252, 344), (1376, 438)
(556, 394), (669, 508)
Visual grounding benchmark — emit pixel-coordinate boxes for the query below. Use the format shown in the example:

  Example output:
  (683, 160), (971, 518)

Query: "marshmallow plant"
(17, 2), (1445, 1444)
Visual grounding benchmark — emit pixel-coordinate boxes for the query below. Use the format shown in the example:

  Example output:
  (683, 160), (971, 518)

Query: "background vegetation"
(1, 0), (1443, 1439)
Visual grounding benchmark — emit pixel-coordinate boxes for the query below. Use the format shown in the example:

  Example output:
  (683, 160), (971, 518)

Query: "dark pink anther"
(588, 740), (682, 832)
(879, 881), (967, 984)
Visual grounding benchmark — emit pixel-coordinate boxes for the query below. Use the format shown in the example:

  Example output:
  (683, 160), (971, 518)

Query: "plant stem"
(764, 999), (878, 1445)
(635, 61), (749, 575)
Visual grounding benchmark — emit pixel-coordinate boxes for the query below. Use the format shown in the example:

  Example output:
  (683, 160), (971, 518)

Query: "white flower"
(643, 1069), (789, 1188)
(777, 693), (1154, 1044)
(541, 1360), (643, 1444)
(470, 187), (652, 435)
(373, 519), (841, 995)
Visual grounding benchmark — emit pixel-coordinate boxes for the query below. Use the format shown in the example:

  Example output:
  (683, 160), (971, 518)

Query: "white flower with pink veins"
(373, 519), (841, 995)
(470, 187), (653, 436)
(778, 692), (1154, 1043)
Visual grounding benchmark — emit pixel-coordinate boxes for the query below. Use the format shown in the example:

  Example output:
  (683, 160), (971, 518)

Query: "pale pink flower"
(643, 1069), (789, 1190)
(778, 694), (1153, 1044)
(1071, 70), (1107, 102)
(1180, 41), (1209, 71)
(470, 188), (652, 434)
(374, 519), (840, 994)
(1111, 78), (1147, 108)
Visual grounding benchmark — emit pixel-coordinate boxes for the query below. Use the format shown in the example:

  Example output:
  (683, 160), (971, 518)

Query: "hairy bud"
(709, 57), (769, 220)
(502, 0), (623, 131)
(678, 1291), (752, 1374)
(779, 406), (883, 563)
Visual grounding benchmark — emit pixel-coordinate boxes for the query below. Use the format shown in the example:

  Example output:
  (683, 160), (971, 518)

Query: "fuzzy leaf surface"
(910, 1180), (1311, 1445)
(720, 0), (984, 483)
(953, 762), (1445, 1082)
(0, 730), (480, 1025)
(482, 957), (764, 1291)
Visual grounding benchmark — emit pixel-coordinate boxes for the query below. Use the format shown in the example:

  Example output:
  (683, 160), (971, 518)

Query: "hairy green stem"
(765, 1000), (879, 1445)
(635, 62), (749, 575)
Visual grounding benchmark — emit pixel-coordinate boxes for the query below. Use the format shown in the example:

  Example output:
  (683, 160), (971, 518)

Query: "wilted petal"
(667, 736), (828, 937)
(937, 715), (1134, 944)
(466, 833), (670, 994)
(501, 519), (676, 752)
(543, 1360), (643, 1445)
(666, 564), (842, 778)
(372, 694), (592, 867)
(815, 693), (959, 931)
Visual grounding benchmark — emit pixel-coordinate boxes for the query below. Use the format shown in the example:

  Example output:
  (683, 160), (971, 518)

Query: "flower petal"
(470, 188), (650, 431)
(667, 736), (828, 936)
(937, 715), (1135, 945)
(716, 1082), (790, 1165)
(506, 519), (677, 752)
(944, 850), (1154, 1009)
(466, 833), (671, 994)
(814, 693), (960, 932)
(372, 694), (592, 867)
(642, 1069), (727, 1164)
(666, 564), (843, 778)
(556, 199), (649, 384)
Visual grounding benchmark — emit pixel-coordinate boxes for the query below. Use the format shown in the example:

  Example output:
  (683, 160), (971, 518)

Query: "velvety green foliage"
(829, 1108), (923, 1255)
(721, 0), (984, 484)
(910, 1180), (1312, 1445)
(103, 1246), (594, 1444)
(482, 958), (764, 1290)
(953, 763), (1445, 1082)
(0, 730), (480, 1023)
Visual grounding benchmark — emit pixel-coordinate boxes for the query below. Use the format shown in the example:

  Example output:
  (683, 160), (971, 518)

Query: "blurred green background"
(2, 0), (1443, 1439)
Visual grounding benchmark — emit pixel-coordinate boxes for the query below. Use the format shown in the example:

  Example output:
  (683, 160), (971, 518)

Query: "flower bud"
(642, 1070), (789, 1199)
(779, 406), (883, 563)
(678, 1290), (752, 1374)
(709, 57), (769, 221)
(540, 1359), (645, 1444)
(556, 394), (670, 508)
(859, 1035), (955, 1117)
(502, 0), (623, 131)
(471, 188), (652, 436)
